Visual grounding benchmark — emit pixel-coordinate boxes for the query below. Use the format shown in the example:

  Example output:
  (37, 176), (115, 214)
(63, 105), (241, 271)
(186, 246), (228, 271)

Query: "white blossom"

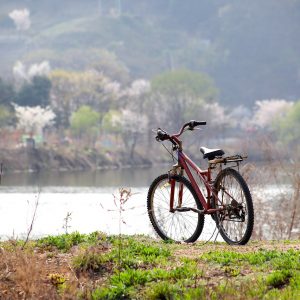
(125, 79), (151, 97)
(13, 104), (55, 135)
(228, 105), (252, 129)
(13, 60), (51, 81)
(13, 61), (27, 81)
(9, 8), (31, 31)
(119, 109), (148, 133)
(202, 103), (232, 127)
(28, 61), (51, 78)
(251, 99), (294, 128)
(103, 80), (121, 95)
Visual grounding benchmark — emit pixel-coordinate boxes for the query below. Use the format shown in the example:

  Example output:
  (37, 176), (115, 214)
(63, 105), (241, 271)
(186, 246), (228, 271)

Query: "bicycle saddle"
(200, 147), (225, 160)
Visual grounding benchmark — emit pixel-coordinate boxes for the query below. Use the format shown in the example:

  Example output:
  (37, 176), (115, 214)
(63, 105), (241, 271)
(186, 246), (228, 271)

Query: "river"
(0, 167), (294, 241)
(0, 167), (160, 240)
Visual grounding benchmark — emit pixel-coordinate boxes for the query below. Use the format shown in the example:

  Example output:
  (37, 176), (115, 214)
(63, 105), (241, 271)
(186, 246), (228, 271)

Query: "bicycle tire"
(147, 174), (205, 243)
(213, 168), (254, 245)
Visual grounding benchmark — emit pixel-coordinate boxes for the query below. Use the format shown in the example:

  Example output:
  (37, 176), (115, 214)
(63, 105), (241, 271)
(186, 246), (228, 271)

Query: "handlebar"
(155, 120), (206, 143)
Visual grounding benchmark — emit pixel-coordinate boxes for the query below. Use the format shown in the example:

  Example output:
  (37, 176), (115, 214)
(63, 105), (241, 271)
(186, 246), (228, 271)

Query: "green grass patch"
(36, 231), (106, 251)
(107, 235), (171, 268)
(201, 249), (300, 270)
(1, 234), (299, 299)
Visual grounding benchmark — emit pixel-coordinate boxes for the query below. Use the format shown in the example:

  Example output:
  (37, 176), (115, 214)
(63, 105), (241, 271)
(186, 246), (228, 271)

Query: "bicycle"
(147, 120), (254, 245)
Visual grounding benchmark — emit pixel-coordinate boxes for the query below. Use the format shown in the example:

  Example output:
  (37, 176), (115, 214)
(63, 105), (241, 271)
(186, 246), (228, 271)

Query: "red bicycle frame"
(167, 128), (224, 215)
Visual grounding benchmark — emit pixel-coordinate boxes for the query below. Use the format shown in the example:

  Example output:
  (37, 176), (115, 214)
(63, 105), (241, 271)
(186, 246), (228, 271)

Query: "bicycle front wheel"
(214, 168), (254, 245)
(147, 174), (204, 243)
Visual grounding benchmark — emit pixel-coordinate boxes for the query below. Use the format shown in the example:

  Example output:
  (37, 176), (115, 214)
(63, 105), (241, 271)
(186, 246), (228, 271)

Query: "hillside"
(1, 233), (299, 299)
(0, 0), (299, 106)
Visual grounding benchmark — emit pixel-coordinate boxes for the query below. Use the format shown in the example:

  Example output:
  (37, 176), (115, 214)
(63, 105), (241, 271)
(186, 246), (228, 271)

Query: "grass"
(0, 233), (299, 299)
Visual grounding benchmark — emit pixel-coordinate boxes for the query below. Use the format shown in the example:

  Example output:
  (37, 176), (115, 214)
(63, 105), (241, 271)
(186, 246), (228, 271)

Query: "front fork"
(168, 164), (184, 212)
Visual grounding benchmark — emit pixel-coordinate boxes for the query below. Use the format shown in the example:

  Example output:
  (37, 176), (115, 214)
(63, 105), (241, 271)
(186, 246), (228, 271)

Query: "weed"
(201, 250), (242, 266)
(72, 247), (110, 275)
(108, 236), (171, 268)
(223, 266), (241, 277)
(37, 231), (105, 251)
(201, 249), (300, 271)
(48, 272), (68, 294)
(62, 211), (72, 234)
(145, 281), (182, 300)
(266, 270), (293, 289)
(92, 283), (134, 300)
(111, 268), (150, 287)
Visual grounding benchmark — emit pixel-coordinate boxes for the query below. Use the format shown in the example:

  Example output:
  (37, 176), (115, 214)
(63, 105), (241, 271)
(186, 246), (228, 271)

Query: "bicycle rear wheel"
(147, 174), (204, 243)
(214, 168), (254, 245)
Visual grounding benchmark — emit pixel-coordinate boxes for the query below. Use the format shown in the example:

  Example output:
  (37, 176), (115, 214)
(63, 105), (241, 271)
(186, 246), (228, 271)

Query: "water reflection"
(1, 166), (168, 188)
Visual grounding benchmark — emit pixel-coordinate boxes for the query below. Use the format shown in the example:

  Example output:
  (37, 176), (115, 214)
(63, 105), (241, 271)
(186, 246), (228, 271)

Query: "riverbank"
(1, 233), (299, 299)
(0, 147), (153, 174)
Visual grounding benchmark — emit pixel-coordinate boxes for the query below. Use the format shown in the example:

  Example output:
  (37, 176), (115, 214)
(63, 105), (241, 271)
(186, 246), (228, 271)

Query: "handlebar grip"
(189, 120), (206, 129)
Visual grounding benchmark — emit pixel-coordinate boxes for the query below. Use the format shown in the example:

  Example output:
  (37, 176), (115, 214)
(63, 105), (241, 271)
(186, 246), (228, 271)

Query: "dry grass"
(240, 135), (300, 240)
(0, 244), (77, 299)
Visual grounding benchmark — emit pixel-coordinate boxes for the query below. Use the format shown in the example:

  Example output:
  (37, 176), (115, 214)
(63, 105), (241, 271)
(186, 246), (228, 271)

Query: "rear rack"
(208, 155), (247, 168)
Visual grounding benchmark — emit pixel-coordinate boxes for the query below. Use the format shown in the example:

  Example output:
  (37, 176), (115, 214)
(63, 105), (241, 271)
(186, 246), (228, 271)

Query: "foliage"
(276, 100), (300, 145)
(102, 110), (122, 134)
(152, 69), (218, 101)
(37, 231), (103, 251)
(150, 69), (218, 130)
(70, 105), (100, 137)
(50, 69), (115, 128)
(0, 78), (16, 106)
(0, 105), (14, 127)
(0, 1), (300, 106)
(89, 48), (130, 84)
(15, 76), (52, 107)
(0, 13), (14, 29)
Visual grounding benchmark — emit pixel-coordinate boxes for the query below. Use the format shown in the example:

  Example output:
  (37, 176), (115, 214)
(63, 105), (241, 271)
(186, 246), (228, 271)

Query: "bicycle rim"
(214, 168), (254, 245)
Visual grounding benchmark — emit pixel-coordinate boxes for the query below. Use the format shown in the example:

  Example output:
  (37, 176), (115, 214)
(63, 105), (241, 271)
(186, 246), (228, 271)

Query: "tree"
(102, 110), (122, 134)
(16, 76), (52, 107)
(13, 104), (55, 136)
(89, 49), (130, 84)
(150, 69), (218, 130)
(8, 8), (31, 31)
(152, 69), (218, 100)
(50, 70), (118, 128)
(251, 99), (293, 129)
(70, 105), (100, 143)
(0, 105), (14, 128)
(0, 78), (16, 106)
(119, 109), (148, 159)
(276, 100), (300, 146)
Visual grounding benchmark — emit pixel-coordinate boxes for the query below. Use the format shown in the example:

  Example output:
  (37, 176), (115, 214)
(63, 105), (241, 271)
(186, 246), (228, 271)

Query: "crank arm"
(173, 207), (205, 214)
(173, 207), (225, 215)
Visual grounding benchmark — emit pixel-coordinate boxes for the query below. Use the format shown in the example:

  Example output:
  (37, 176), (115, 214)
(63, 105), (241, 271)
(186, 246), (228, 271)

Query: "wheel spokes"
(152, 178), (199, 241)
